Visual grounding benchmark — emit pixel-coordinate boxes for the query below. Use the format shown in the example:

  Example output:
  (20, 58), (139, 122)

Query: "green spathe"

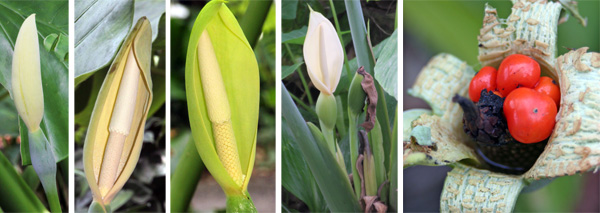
(185, 0), (259, 199)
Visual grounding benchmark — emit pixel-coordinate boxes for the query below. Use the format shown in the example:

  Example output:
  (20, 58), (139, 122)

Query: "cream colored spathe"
(303, 7), (344, 95)
(12, 14), (44, 132)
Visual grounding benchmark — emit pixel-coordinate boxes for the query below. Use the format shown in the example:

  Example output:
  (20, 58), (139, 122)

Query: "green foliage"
(281, 0), (397, 211)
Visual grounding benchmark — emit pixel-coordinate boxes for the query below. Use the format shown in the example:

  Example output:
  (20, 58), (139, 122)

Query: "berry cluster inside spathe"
(468, 54), (560, 144)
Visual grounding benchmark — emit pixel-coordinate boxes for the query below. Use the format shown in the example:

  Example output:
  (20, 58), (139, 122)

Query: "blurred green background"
(404, 0), (600, 212)
(170, 0), (276, 211)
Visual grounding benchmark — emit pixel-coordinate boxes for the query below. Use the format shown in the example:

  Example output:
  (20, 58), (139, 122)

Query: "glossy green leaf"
(281, 0), (298, 20)
(75, 0), (166, 83)
(282, 26), (307, 44)
(374, 29), (398, 100)
(133, 0), (165, 41)
(0, 151), (47, 212)
(282, 83), (361, 212)
(282, 61), (304, 79)
(185, 0), (259, 196)
(281, 119), (327, 212)
(0, 1), (68, 165)
(75, 0), (134, 81)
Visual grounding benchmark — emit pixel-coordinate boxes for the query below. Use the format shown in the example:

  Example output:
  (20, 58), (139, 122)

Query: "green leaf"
(282, 83), (361, 212)
(75, 0), (166, 83)
(282, 61), (304, 79)
(134, 0), (165, 41)
(374, 29), (397, 100)
(282, 119), (326, 212)
(282, 26), (307, 44)
(170, 130), (204, 212)
(75, 0), (134, 80)
(0, 1), (69, 165)
(0, 151), (47, 212)
(108, 190), (134, 211)
(281, 0), (298, 20)
(185, 0), (259, 196)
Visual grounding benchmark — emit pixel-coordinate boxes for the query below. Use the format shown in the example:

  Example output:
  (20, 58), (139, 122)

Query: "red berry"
(534, 76), (561, 108)
(469, 66), (497, 102)
(503, 88), (557, 144)
(497, 54), (541, 96)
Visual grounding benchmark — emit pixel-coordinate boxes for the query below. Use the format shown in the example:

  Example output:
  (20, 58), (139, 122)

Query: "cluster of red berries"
(468, 54), (560, 144)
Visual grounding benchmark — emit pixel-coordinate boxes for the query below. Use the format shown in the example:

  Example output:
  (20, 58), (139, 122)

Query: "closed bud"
(12, 14), (44, 132)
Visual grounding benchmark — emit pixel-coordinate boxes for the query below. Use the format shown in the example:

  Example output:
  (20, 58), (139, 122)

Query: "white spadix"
(98, 48), (140, 197)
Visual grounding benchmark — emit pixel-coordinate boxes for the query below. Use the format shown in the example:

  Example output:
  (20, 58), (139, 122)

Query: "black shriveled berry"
(453, 90), (547, 174)
(453, 90), (515, 146)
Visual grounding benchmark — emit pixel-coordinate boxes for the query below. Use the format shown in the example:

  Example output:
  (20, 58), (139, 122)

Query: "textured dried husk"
(405, 0), (600, 211)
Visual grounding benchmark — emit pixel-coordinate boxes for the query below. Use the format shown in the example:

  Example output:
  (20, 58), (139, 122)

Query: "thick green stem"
(29, 129), (61, 212)
(171, 139), (204, 212)
(348, 112), (361, 198)
(285, 43), (314, 105)
(239, 0), (273, 47)
(226, 194), (257, 212)
(320, 123), (336, 156)
(335, 96), (347, 137)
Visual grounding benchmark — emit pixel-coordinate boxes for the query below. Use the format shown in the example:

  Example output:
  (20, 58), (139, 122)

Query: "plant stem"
(239, 0), (273, 47)
(171, 138), (204, 212)
(29, 129), (61, 212)
(285, 43), (314, 106)
(290, 93), (316, 116)
(348, 111), (361, 198)
(328, 0), (353, 85)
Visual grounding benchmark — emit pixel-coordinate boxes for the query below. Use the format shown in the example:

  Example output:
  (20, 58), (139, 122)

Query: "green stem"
(239, 0), (273, 47)
(226, 193), (257, 212)
(285, 43), (314, 105)
(171, 138), (204, 212)
(29, 129), (61, 212)
(348, 111), (361, 198)
(334, 96), (347, 137)
(290, 93), (316, 116)
(319, 123), (336, 156)
(328, 0), (353, 85)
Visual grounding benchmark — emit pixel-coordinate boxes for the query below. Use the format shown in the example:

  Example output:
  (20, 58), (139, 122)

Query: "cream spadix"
(98, 48), (141, 197)
(197, 30), (244, 187)
(12, 14), (44, 132)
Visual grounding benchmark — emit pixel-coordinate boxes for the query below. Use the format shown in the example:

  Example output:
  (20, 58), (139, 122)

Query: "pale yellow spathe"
(12, 14), (44, 132)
